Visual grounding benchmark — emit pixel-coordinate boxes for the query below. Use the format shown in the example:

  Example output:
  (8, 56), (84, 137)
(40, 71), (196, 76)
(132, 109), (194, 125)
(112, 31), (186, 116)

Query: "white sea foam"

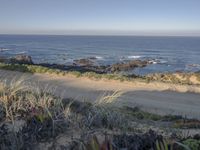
(148, 60), (158, 64)
(127, 55), (141, 59)
(16, 51), (26, 54)
(95, 56), (103, 59)
(148, 59), (168, 65)
(0, 48), (10, 51)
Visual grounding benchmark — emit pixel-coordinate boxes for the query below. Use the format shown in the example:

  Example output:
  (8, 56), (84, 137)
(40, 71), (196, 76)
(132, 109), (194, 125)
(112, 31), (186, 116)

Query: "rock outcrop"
(109, 60), (151, 72)
(0, 54), (154, 74)
(74, 58), (94, 66)
(10, 55), (33, 65)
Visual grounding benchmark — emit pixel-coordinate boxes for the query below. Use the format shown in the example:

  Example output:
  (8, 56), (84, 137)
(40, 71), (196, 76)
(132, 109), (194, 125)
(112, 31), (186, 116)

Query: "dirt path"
(1, 69), (200, 119)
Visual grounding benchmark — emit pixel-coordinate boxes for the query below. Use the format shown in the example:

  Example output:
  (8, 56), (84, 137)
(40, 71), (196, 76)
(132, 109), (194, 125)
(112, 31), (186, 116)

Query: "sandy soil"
(0, 69), (200, 119)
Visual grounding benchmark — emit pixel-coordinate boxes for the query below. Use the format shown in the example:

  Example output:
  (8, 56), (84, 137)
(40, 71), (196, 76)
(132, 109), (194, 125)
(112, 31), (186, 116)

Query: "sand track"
(0, 69), (200, 119)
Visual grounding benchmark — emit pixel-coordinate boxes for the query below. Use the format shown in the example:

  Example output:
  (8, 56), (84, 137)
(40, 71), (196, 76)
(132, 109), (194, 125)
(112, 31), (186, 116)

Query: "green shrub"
(183, 139), (200, 150)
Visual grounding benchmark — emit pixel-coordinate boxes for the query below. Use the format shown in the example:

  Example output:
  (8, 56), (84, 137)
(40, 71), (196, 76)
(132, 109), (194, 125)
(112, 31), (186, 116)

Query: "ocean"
(0, 34), (200, 74)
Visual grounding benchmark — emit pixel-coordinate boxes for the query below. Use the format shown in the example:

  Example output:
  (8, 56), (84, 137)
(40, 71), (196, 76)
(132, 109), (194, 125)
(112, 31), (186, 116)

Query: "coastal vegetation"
(1, 54), (200, 87)
(0, 79), (200, 149)
(0, 62), (200, 85)
(0, 55), (200, 149)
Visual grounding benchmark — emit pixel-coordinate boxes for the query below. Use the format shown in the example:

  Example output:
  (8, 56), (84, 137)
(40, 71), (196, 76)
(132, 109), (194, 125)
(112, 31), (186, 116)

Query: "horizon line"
(1, 33), (200, 37)
(1, 29), (200, 37)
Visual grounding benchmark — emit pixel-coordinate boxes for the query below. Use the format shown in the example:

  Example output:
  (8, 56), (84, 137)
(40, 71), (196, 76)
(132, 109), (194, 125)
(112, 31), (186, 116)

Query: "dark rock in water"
(0, 53), (152, 75)
(74, 58), (94, 66)
(10, 55), (33, 65)
(0, 55), (33, 65)
(39, 59), (150, 74)
(38, 63), (107, 74)
(87, 56), (97, 60)
(109, 60), (150, 72)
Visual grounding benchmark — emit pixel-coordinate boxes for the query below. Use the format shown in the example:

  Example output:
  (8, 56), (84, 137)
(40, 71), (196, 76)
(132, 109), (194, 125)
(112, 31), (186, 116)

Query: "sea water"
(0, 35), (200, 74)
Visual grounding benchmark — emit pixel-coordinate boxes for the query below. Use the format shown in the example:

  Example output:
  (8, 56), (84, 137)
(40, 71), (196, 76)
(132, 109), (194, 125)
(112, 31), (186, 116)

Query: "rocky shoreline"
(0, 54), (156, 74)
(1, 54), (200, 85)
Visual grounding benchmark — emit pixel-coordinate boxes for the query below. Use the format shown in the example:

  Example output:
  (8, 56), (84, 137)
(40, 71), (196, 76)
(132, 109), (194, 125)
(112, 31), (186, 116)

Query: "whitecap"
(0, 48), (10, 52)
(15, 51), (27, 55)
(127, 55), (141, 59)
(148, 59), (168, 65)
(95, 56), (103, 59)
(148, 60), (158, 64)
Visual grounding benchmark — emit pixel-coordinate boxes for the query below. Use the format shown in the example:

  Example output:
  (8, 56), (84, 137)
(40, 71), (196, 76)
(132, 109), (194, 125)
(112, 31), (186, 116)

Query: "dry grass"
(0, 78), (65, 131)
(146, 73), (200, 85)
(2, 62), (200, 86)
(0, 78), (128, 132)
(0, 79), (199, 149)
(94, 90), (124, 106)
(0, 79), (27, 122)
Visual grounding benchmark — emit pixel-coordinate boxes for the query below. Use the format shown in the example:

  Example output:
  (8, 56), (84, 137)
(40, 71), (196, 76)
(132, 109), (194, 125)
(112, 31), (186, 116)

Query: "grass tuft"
(0, 79), (199, 149)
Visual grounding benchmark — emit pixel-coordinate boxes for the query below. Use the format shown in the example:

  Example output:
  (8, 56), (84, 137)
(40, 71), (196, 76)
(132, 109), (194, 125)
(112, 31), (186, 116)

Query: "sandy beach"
(1, 69), (200, 119)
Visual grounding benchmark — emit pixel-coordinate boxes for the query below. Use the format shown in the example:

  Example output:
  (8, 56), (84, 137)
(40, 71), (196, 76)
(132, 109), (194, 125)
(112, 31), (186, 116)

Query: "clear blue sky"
(0, 0), (200, 35)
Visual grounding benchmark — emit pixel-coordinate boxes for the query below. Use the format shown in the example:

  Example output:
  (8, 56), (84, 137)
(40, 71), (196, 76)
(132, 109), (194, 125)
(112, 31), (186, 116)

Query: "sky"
(0, 0), (200, 36)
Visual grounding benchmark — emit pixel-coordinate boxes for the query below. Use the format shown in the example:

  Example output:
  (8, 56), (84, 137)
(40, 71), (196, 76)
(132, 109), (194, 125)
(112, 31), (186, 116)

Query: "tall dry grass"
(0, 78), (197, 150)
(0, 78), (63, 125)
(0, 78), (125, 129)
